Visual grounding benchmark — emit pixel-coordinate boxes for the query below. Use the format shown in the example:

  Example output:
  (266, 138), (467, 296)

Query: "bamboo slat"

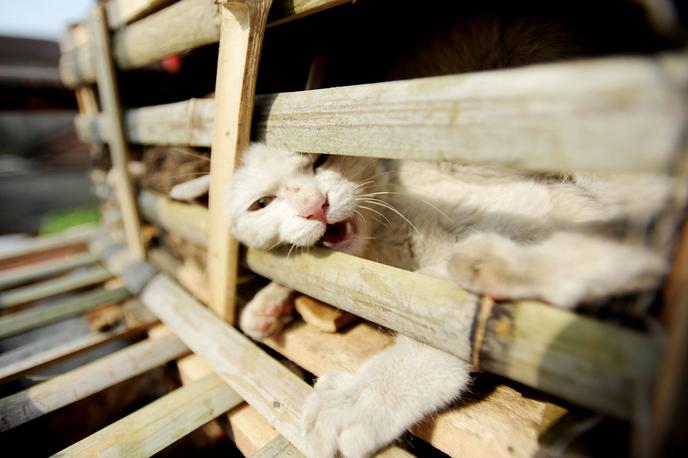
(0, 225), (96, 270)
(90, 3), (146, 259)
(207, 0), (273, 323)
(106, 0), (173, 28)
(60, 0), (352, 87)
(0, 300), (157, 384)
(0, 265), (112, 310)
(138, 190), (208, 247)
(55, 374), (243, 457)
(0, 252), (99, 290)
(0, 287), (130, 339)
(0, 332), (188, 431)
(74, 51), (688, 174)
(246, 247), (658, 421)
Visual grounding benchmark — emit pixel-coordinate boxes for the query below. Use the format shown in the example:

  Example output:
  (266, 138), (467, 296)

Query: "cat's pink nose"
(300, 197), (329, 224)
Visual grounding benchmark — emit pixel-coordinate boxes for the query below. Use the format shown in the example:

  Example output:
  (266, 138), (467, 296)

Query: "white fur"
(222, 143), (673, 457)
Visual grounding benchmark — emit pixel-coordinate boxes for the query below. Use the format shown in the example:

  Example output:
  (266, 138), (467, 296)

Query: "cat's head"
(226, 143), (386, 256)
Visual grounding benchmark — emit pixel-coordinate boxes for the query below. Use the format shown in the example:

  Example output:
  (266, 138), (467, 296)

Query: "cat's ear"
(170, 174), (211, 201)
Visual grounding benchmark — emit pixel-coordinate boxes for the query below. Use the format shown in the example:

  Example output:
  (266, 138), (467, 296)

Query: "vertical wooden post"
(207, 0), (273, 322)
(641, 218), (688, 456)
(89, 3), (145, 259)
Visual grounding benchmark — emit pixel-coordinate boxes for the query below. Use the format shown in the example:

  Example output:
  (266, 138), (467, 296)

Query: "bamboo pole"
(89, 2), (145, 259)
(74, 51), (688, 174)
(60, 0), (352, 87)
(0, 300), (157, 384)
(0, 265), (112, 310)
(207, 0), (272, 323)
(106, 0), (173, 28)
(0, 287), (130, 339)
(247, 247), (658, 421)
(252, 436), (306, 458)
(0, 252), (99, 290)
(137, 190), (208, 247)
(90, 237), (412, 457)
(0, 332), (188, 431)
(55, 374), (243, 457)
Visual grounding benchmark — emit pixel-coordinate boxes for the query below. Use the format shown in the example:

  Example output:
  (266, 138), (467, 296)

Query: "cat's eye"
(313, 154), (329, 170)
(248, 196), (275, 211)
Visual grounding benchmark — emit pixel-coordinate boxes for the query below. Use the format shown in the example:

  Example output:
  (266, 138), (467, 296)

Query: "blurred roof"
(0, 35), (61, 86)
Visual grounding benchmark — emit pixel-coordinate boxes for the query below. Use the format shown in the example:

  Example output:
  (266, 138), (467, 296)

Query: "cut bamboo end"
(294, 295), (358, 332)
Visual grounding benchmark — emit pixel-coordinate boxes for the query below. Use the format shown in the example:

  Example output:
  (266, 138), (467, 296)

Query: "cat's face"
(226, 143), (386, 256)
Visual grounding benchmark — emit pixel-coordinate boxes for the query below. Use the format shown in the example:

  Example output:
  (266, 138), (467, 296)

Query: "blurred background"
(0, 0), (98, 236)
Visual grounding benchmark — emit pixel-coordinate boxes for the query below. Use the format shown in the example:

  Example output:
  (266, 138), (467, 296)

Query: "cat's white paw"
(239, 282), (294, 340)
(302, 369), (396, 458)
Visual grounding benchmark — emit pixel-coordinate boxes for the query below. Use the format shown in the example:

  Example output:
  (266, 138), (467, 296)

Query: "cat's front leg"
(448, 232), (666, 307)
(302, 335), (471, 458)
(239, 281), (294, 339)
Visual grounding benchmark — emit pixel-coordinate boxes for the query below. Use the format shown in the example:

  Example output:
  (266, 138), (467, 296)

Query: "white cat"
(223, 142), (671, 457)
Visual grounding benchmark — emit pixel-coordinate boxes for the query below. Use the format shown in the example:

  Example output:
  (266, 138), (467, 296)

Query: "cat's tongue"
(321, 220), (353, 250)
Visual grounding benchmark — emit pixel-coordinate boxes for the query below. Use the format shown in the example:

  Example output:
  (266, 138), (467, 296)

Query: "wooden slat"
(246, 247), (658, 421)
(90, 2), (146, 259)
(0, 252), (99, 291)
(0, 332), (188, 431)
(75, 51), (688, 174)
(55, 374), (243, 457)
(262, 321), (544, 458)
(0, 265), (112, 310)
(0, 287), (130, 339)
(252, 436), (306, 458)
(207, 0), (272, 323)
(0, 300), (157, 384)
(60, 0), (351, 87)
(0, 225), (96, 270)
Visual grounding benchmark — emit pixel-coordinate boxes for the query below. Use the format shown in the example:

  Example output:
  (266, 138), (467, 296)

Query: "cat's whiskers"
(169, 147), (210, 162)
(266, 240), (283, 252)
(286, 243), (296, 259)
(357, 198), (419, 233)
(170, 171), (211, 179)
(358, 191), (455, 224)
(358, 205), (392, 226)
(353, 209), (368, 228)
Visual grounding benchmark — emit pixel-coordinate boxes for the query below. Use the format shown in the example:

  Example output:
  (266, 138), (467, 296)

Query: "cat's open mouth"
(319, 219), (355, 251)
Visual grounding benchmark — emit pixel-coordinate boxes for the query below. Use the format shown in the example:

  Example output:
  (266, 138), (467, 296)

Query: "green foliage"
(40, 207), (101, 235)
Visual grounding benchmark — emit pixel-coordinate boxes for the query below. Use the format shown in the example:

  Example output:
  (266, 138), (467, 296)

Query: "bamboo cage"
(2, 0), (688, 456)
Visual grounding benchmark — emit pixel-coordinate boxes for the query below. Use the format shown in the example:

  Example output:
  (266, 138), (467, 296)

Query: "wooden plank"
(0, 332), (188, 431)
(55, 374), (243, 457)
(262, 321), (544, 458)
(92, 237), (413, 457)
(294, 295), (357, 332)
(60, 0), (351, 87)
(0, 252), (99, 291)
(0, 300), (157, 384)
(246, 247), (659, 421)
(0, 287), (130, 339)
(0, 225), (96, 270)
(0, 265), (112, 310)
(252, 436), (305, 458)
(75, 51), (688, 174)
(90, 2), (145, 259)
(207, 0), (272, 323)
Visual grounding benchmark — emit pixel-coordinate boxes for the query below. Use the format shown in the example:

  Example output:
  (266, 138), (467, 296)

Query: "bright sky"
(0, 0), (92, 40)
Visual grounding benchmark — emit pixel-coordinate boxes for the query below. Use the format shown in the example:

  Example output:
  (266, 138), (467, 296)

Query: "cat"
(167, 8), (677, 457)
(225, 143), (672, 457)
